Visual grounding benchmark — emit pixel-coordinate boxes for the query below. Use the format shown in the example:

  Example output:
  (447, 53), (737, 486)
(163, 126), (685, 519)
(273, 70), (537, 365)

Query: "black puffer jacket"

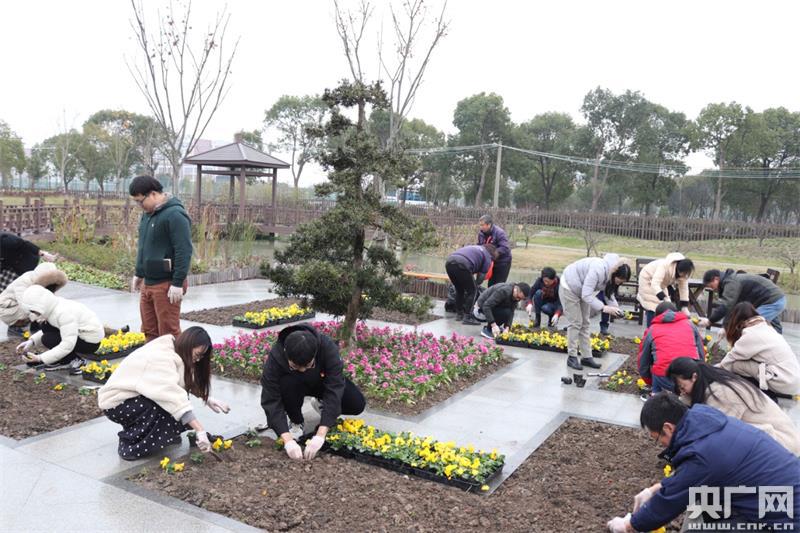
(260, 324), (345, 436)
(709, 269), (785, 323)
(0, 232), (40, 275)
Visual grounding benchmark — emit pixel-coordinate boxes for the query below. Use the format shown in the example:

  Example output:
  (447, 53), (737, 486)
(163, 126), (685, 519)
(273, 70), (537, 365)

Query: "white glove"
(525, 303), (533, 315)
(303, 435), (325, 461)
(40, 251), (58, 262)
(681, 307), (691, 318)
(206, 397), (230, 414)
(195, 430), (211, 453)
(602, 305), (624, 318)
(22, 352), (42, 363)
(607, 514), (631, 533)
(16, 339), (34, 353)
(284, 439), (303, 461)
(633, 487), (654, 512)
(167, 285), (184, 304)
(697, 317), (710, 328)
(491, 323), (501, 337)
(550, 313), (561, 327)
(131, 276), (142, 293)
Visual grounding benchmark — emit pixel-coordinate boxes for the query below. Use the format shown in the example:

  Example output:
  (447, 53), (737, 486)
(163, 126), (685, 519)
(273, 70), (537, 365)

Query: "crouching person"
(475, 282), (531, 339)
(260, 324), (366, 462)
(98, 327), (230, 460)
(0, 262), (67, 336)
(607, 393), (800, 532)
(17, 285), (104, 371)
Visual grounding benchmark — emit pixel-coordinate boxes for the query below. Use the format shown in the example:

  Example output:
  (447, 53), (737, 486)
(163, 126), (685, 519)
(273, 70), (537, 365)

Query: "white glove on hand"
(697, 317), (710, 328)
(131, 276), (142, 293)
(206, 397), (230, 414)
(167, 285), (184, 304)
(284, 439), (303, 461)
(525, 303), (533, 315)
(491, 324), (501, 337)
(16, 339), (33, 353)
(22, 352), (42, 363)
(550, 313), (561, 327)
(40, 251), (58, 262)
(607, 514), (631, 533)
(195, 430), (211, 453)
(303, 435), (325, 461)
(602, 305), (624, 318)
(633, 487), (654, 512)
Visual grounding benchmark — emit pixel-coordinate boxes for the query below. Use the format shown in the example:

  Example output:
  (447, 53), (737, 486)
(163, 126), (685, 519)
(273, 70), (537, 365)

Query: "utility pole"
(493, 142), (502, 208)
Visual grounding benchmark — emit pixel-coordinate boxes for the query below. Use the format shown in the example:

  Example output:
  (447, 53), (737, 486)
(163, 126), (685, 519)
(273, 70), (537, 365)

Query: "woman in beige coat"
(636, 253), (694, 327)
(720, 302), (800, 398)
(668, 357), (800, 456)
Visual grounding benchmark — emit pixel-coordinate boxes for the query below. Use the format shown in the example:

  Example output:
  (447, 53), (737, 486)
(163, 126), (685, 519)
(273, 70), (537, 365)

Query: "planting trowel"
(587, 372), (611, 377)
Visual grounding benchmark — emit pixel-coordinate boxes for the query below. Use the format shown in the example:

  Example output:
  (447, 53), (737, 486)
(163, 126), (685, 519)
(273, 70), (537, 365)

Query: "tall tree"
(0, 120), (26, 188)
(263, 95), (327, 191)
(43, 130), (82, 192)
(75, 123), (114, 191)
(85, 110), (139, 188)
(26, 144), (50, 186)
(265, 80), (436, 344)
(691, 102), (747, 219)
(129, 0), (238, 194)
(236, 129), (264, 151)
(451, 92), (511, 206)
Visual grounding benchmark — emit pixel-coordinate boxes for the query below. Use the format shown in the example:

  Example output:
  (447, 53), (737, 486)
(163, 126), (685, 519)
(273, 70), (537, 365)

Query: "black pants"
(280, 372), (366, 425)
(446, 259), (476, 315)
(488, 262), (511, 286)
(31, 322), (100, 364)
(488, 306), (515, 328)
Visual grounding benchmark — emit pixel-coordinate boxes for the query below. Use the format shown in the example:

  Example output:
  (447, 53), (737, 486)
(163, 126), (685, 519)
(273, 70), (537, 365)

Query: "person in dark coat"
(0, 232), (57, 292)
(525, 267), (562, 328)
(701, 268), (786, 333)
(607, 393), (800, 532)
(260, 324), (366, 462)
(445, 243), (497, 325)
(475, 282), (531, 339)
(477, 215), (512, 286)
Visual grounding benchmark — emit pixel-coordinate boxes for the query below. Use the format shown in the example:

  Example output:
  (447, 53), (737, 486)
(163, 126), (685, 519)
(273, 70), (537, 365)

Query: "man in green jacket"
(129, 176), (193, 341)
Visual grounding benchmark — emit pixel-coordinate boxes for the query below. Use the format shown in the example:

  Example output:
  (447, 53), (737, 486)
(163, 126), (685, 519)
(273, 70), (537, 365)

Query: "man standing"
(129, 176), (193, 341)
(477, 214), (512, 286)
(700, 268), (786, 333)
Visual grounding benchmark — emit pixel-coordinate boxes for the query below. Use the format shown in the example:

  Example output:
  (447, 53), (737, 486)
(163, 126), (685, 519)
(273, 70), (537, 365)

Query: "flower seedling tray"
(81, 371), (110, 384)
(495, 339), (604, 357)
(232, 312), (316, 329)
(84, 345), (141, 362)
(323, 444), (503, 493)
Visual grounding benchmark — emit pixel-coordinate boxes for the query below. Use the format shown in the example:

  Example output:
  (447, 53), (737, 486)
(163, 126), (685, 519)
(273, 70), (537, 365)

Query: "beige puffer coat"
(636, 252), (690, 312)
(0, 263), (67, 325)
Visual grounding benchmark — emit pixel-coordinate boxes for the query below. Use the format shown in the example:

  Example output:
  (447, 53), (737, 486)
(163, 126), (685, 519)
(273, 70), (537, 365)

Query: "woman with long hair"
(719, 302), (800, 397)
(667, 357), (800, 455)
(636, 253), (695, 327)
(98, 327), (231, 459)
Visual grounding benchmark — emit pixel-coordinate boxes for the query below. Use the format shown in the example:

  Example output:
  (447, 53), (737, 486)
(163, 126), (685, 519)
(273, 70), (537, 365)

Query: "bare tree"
(582, 224), (604, 257)
(776, 245), (800, 274)
(333, 0), (448, 194)
(128, 0), (238, 194)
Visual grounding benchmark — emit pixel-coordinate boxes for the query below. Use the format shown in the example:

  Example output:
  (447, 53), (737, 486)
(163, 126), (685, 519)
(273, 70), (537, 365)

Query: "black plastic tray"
(232, 312), (316, 329)
(81, 370), (110, 384)
(495, 338), (604, 357)
(84, 344), (142, 362)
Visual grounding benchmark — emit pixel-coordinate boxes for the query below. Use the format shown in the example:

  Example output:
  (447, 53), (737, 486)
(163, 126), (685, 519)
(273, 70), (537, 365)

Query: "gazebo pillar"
(228, 175), (235, 219)
(238, 165), (246, 219)
(194, 164), (202, 207)
(271, 168), (278, 230)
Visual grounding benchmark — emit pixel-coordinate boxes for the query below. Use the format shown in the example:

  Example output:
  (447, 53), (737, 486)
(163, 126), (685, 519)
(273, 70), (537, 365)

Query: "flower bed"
(81, 359), (120, 384)
(84, 331), (146, 361)
(322, 418), (504, 492)
(212, 321), (509, 415)
(495, 323), (610, 356)
(232, 303), (315, 329)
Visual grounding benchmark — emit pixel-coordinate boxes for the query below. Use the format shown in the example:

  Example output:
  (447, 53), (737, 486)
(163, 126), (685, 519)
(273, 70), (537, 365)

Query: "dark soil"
(131, 417), (680, 532)
(0, 340), (103, 439)
(181, 298), (440, 327)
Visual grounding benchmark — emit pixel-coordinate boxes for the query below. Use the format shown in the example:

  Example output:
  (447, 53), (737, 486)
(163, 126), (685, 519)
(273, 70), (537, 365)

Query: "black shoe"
(580, 357), (601, 369)
(480, 326), (494, 339)
(121, 325), (130, 333)
(533, 315), (541, 328)
(68, 358), (85, 376)
(456, 313), (464, 321)
(41, 360), (73, 371)
(599, 328), (609, 336)
(567, 356), (583, 370)
(462, 316), (481, 326)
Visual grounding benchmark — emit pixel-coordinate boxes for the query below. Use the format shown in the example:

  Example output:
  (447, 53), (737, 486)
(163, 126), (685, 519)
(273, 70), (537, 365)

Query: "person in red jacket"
(638, 302), (705, 396)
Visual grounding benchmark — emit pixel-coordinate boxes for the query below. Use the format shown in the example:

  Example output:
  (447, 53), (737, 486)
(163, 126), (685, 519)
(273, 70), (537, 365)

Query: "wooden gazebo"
(183, 135), (290, 222)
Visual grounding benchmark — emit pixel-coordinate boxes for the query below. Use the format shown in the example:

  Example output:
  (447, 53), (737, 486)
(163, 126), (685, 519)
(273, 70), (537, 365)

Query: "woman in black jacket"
(0, 232), (57, 292)
(260, 324), (366, 462)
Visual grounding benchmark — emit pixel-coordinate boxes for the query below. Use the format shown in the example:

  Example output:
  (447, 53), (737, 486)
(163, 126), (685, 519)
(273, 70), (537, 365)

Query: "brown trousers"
(140, 280), (187, 342)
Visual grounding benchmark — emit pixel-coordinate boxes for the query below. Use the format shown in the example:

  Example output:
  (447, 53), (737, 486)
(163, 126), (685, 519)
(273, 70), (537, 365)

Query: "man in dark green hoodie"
(129, 176), (193, 341)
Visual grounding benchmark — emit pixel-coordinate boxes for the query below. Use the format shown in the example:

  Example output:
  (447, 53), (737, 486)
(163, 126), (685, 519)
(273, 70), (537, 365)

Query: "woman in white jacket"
(98, 327), (230, 459)
(719, 302), (800, 398)
(636, 252), (695, 327)
(0, 262), (67, 335)
(16, 284), (104, 370)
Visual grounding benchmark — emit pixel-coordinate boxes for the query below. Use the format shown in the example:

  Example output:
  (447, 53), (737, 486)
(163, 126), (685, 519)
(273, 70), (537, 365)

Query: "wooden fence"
(3, 197), (800, 242)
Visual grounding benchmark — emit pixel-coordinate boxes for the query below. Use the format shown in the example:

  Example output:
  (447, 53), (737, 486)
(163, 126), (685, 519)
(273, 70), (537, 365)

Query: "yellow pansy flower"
(172, 463), (185, 472)
(160, 457), (170, 469)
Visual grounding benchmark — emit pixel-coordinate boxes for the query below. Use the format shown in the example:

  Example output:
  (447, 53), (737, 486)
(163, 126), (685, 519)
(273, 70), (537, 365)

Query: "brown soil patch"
(131, 417), (679, 532)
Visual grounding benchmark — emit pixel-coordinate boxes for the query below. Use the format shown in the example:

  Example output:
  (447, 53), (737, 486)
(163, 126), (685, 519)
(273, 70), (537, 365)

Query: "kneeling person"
(260, 324), (367, 461)
(476, 282), (531, 339)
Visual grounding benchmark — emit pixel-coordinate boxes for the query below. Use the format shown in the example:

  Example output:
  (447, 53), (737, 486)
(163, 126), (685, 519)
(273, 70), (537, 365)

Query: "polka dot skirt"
(104, 396), (185, 460)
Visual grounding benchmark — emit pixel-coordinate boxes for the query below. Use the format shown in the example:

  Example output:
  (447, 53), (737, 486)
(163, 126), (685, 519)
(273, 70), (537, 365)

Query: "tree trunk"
(341, 227), (365, 346)
(474, 151), (490, 207)
(590, 152), (601, 212)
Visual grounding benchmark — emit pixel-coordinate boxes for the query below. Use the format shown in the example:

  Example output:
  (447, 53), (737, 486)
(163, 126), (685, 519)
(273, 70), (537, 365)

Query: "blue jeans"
(597, 291), (609, 332)
(651, 375), (674, 394)
(757, 296), (785, 334)
(644, 310), (655, 328)
(533, 290), (562, 318)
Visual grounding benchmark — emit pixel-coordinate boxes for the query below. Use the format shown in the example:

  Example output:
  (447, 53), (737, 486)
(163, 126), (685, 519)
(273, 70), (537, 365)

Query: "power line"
(407, 143), (800, 180)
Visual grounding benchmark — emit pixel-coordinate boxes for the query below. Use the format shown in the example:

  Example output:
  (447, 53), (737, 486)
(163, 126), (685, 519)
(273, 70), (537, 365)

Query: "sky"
(2, 0), (799, 185)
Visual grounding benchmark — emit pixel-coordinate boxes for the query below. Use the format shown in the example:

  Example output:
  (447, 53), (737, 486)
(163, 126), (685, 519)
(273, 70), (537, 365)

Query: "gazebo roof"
(183, 141), (290, 169)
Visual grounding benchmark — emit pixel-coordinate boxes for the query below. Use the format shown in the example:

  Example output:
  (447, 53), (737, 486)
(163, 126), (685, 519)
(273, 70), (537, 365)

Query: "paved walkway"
(2, 280), (799, 531)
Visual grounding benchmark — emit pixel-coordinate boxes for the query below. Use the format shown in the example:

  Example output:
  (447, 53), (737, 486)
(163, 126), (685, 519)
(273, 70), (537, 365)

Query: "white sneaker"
(310, 398), (323, 415)
(288, 421), (304, 440)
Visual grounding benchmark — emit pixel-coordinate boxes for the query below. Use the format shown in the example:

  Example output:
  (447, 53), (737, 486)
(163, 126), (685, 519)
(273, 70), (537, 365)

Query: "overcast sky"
(2, 0), (798, 184)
